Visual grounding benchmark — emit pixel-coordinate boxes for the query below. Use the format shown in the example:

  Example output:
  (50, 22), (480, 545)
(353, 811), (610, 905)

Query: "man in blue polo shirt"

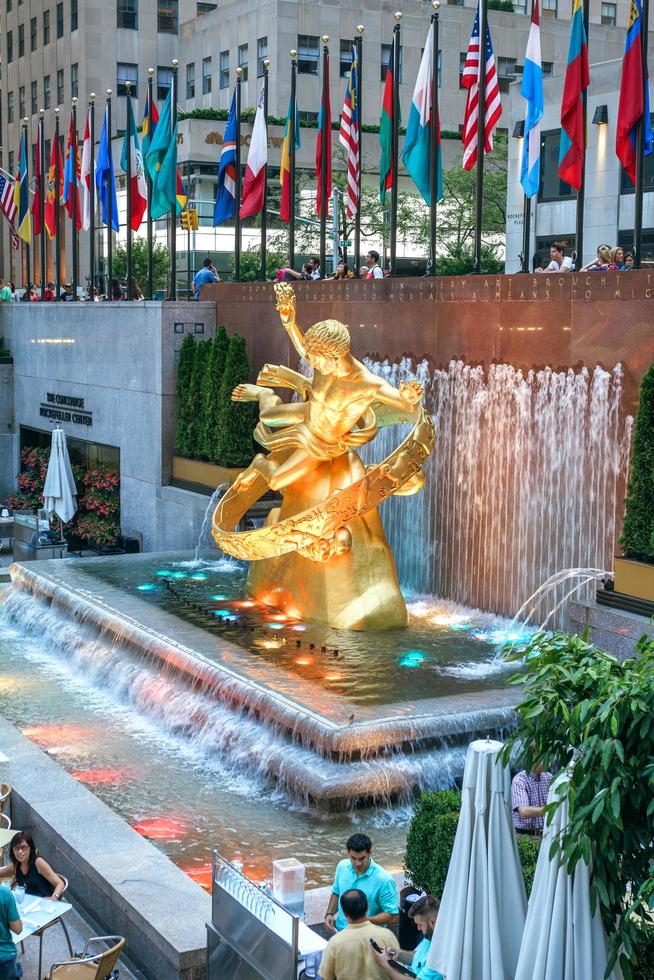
(324, 833), (398, 934)
(370, 894), (443, 980)
(193, 258), (219, 300)
(0, 885), (23, 980)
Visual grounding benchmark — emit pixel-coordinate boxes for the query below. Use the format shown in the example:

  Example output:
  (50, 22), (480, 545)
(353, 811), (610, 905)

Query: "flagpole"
(575, 0), (589, 269)
(170, 59), (178, 300)
(429, 2), (440, 275)
(71, 97), (79, 301)
(186, 159), (192, 297)
(289, 50), (297, 272)
(125, 82), (133, 300)
(473, 0), (488, 275)
(390, 13), (401, 276)
(235, 67), (242, 281)
(39, 110), (46, 299)
(54, 107), (62, 299)
(260, 59), (270, 281)
(22, 119), (31, 288)
(521, 0), (534, 275)
(320, 36), (330, 279)
(106, 90), (113, 296)
(354, 25), (364, 275)
(634, 0), (649, 268)
(89, 94), (96, 297)
(146, 69), (155, 298)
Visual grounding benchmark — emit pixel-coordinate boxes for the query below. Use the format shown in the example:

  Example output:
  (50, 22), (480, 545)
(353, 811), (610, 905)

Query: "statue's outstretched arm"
(273, 282), (306, 359)
(374, 377), (424, 413)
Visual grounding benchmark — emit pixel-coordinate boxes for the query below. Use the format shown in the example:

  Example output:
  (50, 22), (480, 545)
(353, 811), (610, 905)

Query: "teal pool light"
(210, 594), (228, 601)
(213, 609), (231, 617)
(398, 650), (427, 667)
(137, 584), (159, 592)
(191, 573), (209, 581)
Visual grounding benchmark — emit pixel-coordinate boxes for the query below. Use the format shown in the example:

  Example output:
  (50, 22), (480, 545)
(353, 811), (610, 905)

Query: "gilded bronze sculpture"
(211, 283), (435, 629)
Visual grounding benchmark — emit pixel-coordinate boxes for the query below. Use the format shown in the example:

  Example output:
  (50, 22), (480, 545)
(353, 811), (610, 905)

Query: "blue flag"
(213, 89), (238, 226)
(95, 105), (119, 232)
(520, 0), (544, 198)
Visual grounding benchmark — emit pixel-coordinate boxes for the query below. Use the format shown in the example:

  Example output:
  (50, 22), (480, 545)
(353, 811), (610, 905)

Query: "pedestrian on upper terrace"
(193, 257), (219, 300)
(27, 284), (40, 302)
(131, 278), (144, 300)
(43, 282), (55, 301)
(0, 282), (11, 303)
(624, 251), (635, 269)
(581, 244), (612, 272)
(610, 246), (628, 271)
(110, 278), (124, 301)
(61, 283), (74, 301)
(366, 251), (384, 280)
(535, 241), (573, 273)
(324, 833), (398, 935)
(358, 265), (369, 278)
(280, 255), (321, 282)
(10, 283), (19, 302)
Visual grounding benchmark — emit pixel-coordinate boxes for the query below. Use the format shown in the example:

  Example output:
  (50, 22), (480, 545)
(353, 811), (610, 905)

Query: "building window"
(18, 23), (24, 58)
(31, 79), (37, 114)
(299, 110), (318, 124)
(43, 76), (50, 109)
(186, 62), (195, 99)
(381, 44), (402, 83)
(56, 69), (64, 104)
(117, 0), (138, 29)
(539, 130), (576, 202)
(8, 152), (14, 176)
(257, 37), (268, 77)
(71, 63), (78, 98)
(202, 56), (212, 94)
(535, 234), (575, 270)
(219, 50), (229, 89)
(19, 86), (25, 118)
(197, 1), (216, 12)
(297, 35), (319, 75)
(238, 43), (248, 82)
(43, 10), (50, 44)
(601, 1), (616, 24)
(157, 0), (178, 34)
(56, 2), (64, 37)
(71, 0), (78, 30)
(497, 56), (517, 92)
(157, 65), (172, 101)
(6, 31), (12, 63)
(513, 0), (527, 11)
(542, 61), (553, 76)
(448, 0), (464, 5)
(117, 62), (138, 97)
(339, 40), (353, 78)
(6, 0), (11, 11)
(541, 0), (557, 16)
(7, 92), (13, 124)
(30, 16), (37, 51)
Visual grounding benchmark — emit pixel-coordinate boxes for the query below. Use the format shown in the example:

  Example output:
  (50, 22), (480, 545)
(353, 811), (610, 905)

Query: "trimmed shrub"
(621, 365), (654, 562)
(215, 334), (257, 467)
(186, 339), (212, 459)
(516, 833), (540, 896)
(633, 926), (654, 979)
(201, 326), (230, 461)
(174, 333), (196, 457)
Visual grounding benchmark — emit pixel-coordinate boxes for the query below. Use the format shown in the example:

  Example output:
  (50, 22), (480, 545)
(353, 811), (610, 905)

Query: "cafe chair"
(33, 874), (75, 979)
(45, 935), (125, 979)
(0, 813), (10, 830)
(0, 784), (10, 816)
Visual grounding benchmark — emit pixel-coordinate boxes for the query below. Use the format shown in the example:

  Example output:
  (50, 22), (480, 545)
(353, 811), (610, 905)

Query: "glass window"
(31, 79), (37, 114)
(542, 61), (553, 76)
(7, 92), (14, 124)
(157, 0), (178, 34)
(6, 0), (11, 11)
(157, 65), (172, 101)
(197, 1), (216, 12)
(257, 36), (268, 77)
(8, 152), (14, 176)
(43, 10), (50, 44)
(297, 34), (319, 75)
(18, 23), (24, 58)
(202, 56), (212, 94)
(340, 40), (353, 79)
(71, 0), (77, 30)
(43, 76), (51, 109)
(513, 0), (527, 11)
(381, 43), (402, 83)
(238, 43), (248, 82)
(541, 0), (557, 16)
(459, 51), (468, 88)
(71, 63), (78, 99)
(299, 110), (318, 124)
(57, 69), (64, 104)
(219, 50), (229, 89)
(186, 62), (195, 99)
(539, 130), (575, 202)
(117, 62), (138, 97)
(498, 56), (517, 93)
(601, 1), (616, 24)
(6, 31), (12, 63)
(117, 0), (138, 29)
(56, 1), (63, 37)
(535, 234), (575, 270)
(19, 86), (25, 118)
(30, 16), (37, 51)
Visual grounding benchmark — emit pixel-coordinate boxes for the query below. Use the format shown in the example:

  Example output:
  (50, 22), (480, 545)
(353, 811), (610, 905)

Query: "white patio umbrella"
(514, 771), (620, 980)
(42, 425), (78, 532)
(428, 738), (527, 980)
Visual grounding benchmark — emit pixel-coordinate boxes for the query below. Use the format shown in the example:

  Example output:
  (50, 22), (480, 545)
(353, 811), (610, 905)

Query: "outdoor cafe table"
(12, 892), (73, 979)
(0, 829), (16, 848)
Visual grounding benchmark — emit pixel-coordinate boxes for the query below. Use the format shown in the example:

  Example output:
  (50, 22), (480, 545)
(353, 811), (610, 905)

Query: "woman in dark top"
(0, 832), (64, 899)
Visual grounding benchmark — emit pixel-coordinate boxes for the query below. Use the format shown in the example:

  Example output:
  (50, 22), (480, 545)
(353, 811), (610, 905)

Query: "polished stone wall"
(0, 363), (14, 501)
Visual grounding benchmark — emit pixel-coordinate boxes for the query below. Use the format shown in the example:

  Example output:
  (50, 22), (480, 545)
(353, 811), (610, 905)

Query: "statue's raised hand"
(399, 380), (423, 409)
(274, 281), (296, 327)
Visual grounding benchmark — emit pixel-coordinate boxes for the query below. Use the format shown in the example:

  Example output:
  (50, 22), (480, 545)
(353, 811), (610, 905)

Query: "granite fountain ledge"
(0, 716), (211, 980)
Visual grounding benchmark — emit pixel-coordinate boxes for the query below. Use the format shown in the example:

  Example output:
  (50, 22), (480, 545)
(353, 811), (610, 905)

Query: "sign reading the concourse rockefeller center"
(39, 392), (93, 427)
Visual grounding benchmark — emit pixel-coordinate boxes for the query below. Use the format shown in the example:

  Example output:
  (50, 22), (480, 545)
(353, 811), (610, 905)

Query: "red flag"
(616, 0), (652, 186)
(44, 134), (64, 240)
(240, 84), (268, 219)
(316, 48), (332, 218)
(63, 115), (82, 230)
(32, 124), (42, 236)
(557, 0), (589, 190)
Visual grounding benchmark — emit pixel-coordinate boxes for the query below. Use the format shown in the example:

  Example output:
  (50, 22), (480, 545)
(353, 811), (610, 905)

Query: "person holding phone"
(0, 883), (22, 980)
(369, 895), (443, 980)
(319, 889), (397, 980)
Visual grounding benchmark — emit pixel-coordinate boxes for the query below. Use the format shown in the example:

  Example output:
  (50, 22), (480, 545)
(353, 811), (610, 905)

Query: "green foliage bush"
(175, 333), (197, 458)
(488, 0), (514, 10)
(186, 339), (212, 459)
(216, 335), (257, 467)
(235, 247), (288, 282)
(620, 365), (654, 562)
(404, 789), (538, 898)
(201, 327), (230, 461)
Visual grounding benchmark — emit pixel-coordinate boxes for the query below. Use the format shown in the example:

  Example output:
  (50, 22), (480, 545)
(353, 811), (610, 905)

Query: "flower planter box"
(172, 456), (243, 492)
(614, 557), (654, 604)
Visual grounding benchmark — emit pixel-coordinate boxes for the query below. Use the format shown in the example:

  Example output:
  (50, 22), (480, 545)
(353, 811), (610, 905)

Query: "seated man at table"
(324, 834), (398, 934)
(319, 889), (397, 980)
(370, 894), (443, 979)
(0, 885), (22, 980)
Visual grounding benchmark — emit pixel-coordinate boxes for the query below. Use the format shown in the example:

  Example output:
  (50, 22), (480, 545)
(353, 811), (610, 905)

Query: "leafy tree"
(174, 333), (196, 457)
(186, 339), (212, 459)
(113, 237), (170, 294)
(435, 245), (504, 276)
(201, 326), (230, 461)
(230, 246), (287, 282)
(620, 365), (654, 562)
(503, 630), (654, 979)
(216, 334), (256, 467)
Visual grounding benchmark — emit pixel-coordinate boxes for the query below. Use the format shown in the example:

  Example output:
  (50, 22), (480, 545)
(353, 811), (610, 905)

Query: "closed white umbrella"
(514, 771), (620, 980)
(428, 739), (527, 980)
(43, 426), (78, 527)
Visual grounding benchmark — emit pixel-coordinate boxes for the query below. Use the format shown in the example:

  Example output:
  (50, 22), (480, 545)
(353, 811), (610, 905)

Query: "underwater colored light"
(267, 623), (284, 630)
(169, 571), (188, 580)
(450, 622), (471, 631)
(137, 583), (159, 592)
(271, 613), (288, 622)
(156, 570), (174, 577)
(210, 594), (228, 601)
(191, 572), (209, 581)
(237, 600), (255, 608)
(295, 657), (313, 666)
(292, 624), (306, 632)
(213, 609), (231, 617)
(324, 671), (343, 681)
(130, 816), (193, 841)
(398, 650), (427, 667)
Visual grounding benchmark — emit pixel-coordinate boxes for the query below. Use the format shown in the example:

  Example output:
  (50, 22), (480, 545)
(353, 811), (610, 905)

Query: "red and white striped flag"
(338, 44), (360, 219)
(240, 84), (268, 218)
(0, 173), (19, 248)
(462, 2), (502, 171)
(80, 107), (93, 231)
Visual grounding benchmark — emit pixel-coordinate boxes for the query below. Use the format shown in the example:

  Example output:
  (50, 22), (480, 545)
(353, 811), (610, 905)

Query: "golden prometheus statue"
(211, 283), (435, 630)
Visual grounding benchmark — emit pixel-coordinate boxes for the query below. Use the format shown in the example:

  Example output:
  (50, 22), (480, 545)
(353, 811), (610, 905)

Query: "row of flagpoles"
(0, 0), (652, 293)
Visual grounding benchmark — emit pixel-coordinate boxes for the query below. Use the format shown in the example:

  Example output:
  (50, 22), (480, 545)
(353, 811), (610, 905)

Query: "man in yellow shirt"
(319, 889), (398, 980)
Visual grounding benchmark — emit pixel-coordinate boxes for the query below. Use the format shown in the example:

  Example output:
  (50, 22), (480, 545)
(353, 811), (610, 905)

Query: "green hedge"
(621, 365), (654, 562)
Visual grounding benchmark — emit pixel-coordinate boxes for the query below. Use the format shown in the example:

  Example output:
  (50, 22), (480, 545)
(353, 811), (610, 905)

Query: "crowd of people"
(535, 241), (635, 274)
(0, 277), (145, 302)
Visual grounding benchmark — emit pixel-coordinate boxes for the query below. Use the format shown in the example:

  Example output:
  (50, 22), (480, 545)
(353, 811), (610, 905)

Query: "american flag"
(0, 173), (19, 249)
(462, 4), (502, 171)
(338, 44), (360, 219)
